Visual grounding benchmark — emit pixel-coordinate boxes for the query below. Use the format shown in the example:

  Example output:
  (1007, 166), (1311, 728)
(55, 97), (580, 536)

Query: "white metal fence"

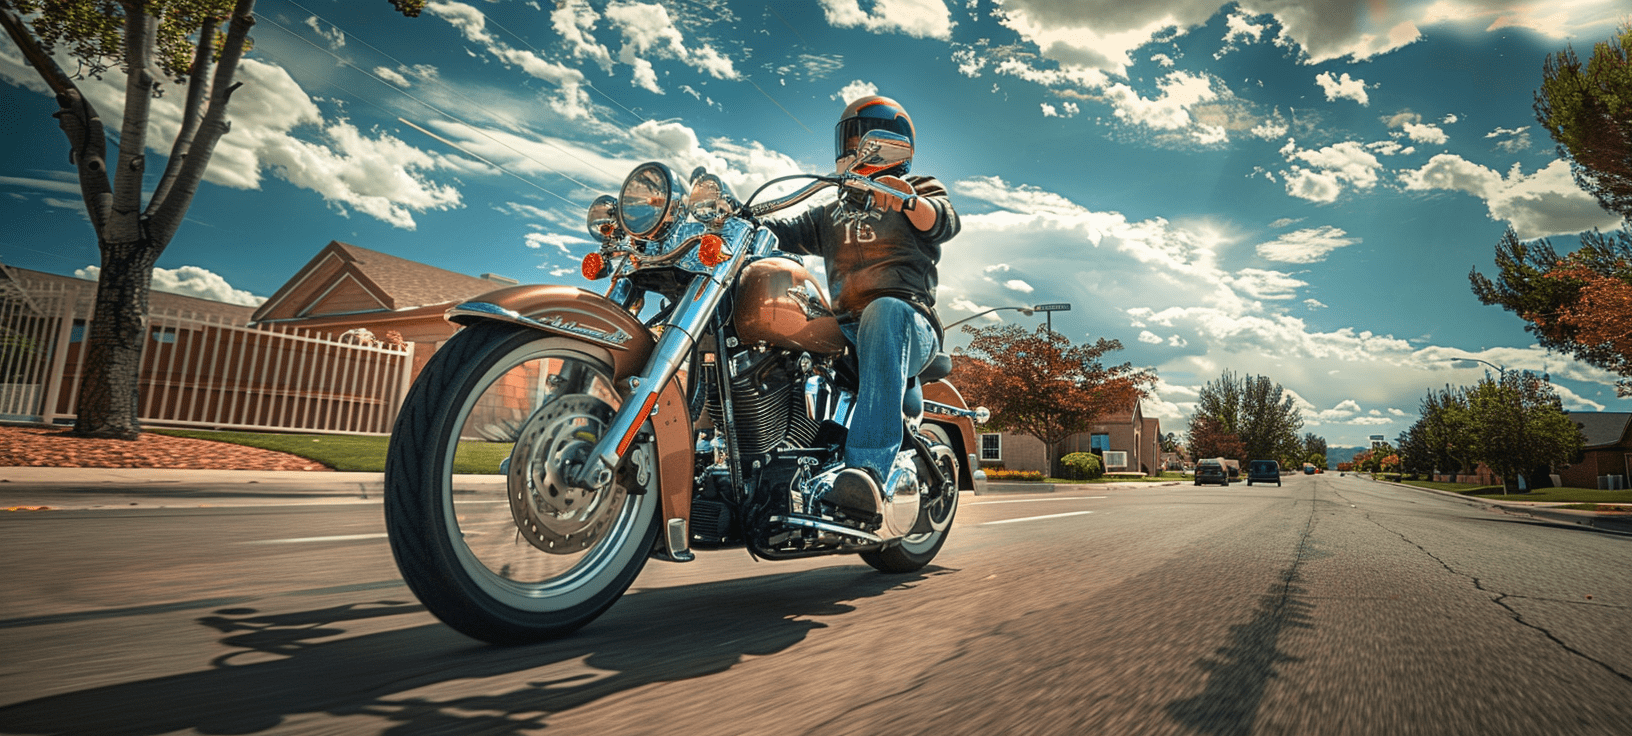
(0, 280), (414, 435)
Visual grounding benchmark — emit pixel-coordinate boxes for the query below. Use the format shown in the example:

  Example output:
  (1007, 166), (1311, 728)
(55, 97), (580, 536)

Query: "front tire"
(385, 323), (659, 644)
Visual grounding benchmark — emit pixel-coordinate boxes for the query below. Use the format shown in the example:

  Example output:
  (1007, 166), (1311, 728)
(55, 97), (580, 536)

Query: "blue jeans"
(839, 297), (938, 481)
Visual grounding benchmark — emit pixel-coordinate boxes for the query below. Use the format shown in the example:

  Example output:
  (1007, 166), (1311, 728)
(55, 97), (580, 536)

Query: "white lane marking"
(982, 511), (1095, 525)
(966, 497), (1105, 506)
(241, 533), (389, 545)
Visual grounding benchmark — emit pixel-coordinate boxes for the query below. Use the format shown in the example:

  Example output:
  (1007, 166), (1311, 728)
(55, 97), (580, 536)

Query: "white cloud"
(1304, 298), (1327, 309)
(1398, 155), (1624, 239)
(834, 80), (880, 105)
(429, 1), (593, 118)
(373, 67), (411, 88)
(1486, 126), (1531, 153)
(1217, 10), (1267, 58)
(551, 0), (615, 73)
(1102, 71), (1217, 132)
(1314, 71), (1368, 105)
(1139, 330), (1165, 344)
(1255, 225), (1360, 263)
(523, 231), (588, 255)
(1279, 140), (1382, 203)
(818, 0), (956, 40)
(1004, 279), (1035, 293)
(76, 265), (265, 306)
(304, 16), (345, 49)
(1228, 268), (1306, 301)
(1401, 121), (1447, 145)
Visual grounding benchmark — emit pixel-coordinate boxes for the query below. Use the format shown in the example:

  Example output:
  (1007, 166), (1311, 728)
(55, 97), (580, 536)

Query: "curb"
(1372, 476), (1632, 536)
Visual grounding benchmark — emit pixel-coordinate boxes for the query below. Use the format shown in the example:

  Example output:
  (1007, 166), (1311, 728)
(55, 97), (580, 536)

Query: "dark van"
(1247, 460), (1281, 486)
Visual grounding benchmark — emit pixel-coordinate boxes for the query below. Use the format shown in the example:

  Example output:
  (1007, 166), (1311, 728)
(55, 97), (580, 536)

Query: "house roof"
(6, 265), (258, 324)
(1566, 412), (1632, 448)
(252, 241), (504, 323)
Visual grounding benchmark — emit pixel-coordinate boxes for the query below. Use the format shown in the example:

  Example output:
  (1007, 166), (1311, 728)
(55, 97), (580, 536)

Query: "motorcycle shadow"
(0, 564), (937, 735)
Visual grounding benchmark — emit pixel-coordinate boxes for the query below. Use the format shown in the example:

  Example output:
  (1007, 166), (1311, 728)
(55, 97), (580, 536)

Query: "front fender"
(449, 285), (693, 540)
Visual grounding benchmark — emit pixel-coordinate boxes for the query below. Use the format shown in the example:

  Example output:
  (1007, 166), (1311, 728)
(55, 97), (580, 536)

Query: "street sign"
(1031, 303), (1071, 312)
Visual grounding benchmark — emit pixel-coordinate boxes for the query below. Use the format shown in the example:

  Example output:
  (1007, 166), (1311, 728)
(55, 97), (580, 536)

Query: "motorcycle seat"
(917, 352), (952, 382)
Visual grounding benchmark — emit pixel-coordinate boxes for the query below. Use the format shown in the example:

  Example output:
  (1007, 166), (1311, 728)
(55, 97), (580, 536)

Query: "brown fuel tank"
(731, 257), (846, 354)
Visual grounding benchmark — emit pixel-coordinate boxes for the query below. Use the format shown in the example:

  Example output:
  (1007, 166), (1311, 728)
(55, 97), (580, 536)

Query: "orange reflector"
(697, 234), (728, 266)
(598, 222), (616, 237)
(582, 251), (607, 280)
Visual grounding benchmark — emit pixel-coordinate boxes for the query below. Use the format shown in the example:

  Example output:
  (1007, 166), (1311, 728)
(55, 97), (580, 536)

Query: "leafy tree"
(1, 0), (255, 439)
(1302, 433), (1327, 464)
(1159, 431), (1180, 454)
(1304, 452), (1326, 471)
(951, 324), (1155, 478)
(1470, 226), (1632, 397)
(1185, 414), (1244, 464)
(1399, 385), (1479, 477)
(1189, 370), (1304, 463)
(1465, 372), (1585, 491)
(1535, 21), (1632, 220)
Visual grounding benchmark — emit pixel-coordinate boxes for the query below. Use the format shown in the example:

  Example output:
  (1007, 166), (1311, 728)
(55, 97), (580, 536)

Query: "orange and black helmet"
(835, 95), (914, 174)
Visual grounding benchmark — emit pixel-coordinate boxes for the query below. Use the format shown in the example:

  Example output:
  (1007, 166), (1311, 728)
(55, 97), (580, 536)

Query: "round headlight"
(687, 172), (735, 226)
(618, 162), (685, 239)
(586, 194), (618, 239)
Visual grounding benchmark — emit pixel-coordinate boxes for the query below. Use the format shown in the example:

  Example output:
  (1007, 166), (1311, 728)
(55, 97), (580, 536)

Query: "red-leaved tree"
(950, 324), (1154, 477)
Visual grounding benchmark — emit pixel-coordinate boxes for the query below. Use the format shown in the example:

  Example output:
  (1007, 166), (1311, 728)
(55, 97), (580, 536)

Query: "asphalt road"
(1, 473), (1628, 735)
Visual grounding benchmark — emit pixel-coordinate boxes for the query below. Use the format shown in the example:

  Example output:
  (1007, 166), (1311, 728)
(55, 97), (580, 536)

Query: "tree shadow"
(1164, 568), (1314, 736)
(0, 564), (939, 735)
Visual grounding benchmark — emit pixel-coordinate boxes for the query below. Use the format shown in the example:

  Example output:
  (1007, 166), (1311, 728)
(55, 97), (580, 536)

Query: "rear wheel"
(385, 323), (659, 644)
(862, 425), (959, 573)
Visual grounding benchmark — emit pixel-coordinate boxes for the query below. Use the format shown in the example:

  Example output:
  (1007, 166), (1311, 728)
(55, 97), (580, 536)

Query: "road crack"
(1331, 487), (1632, 685)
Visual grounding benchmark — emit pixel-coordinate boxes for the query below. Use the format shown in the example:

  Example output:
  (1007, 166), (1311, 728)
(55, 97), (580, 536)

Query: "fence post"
(39, 285), (79, 426)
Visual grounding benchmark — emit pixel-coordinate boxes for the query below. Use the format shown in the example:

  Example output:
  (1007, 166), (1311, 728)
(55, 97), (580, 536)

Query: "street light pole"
(942, 305), (1035, 331)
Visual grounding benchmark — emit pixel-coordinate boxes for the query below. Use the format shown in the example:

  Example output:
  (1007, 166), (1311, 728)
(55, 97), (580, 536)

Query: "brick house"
(1559, 412), (1632, 489)
(250, 241), (518, 381)
(977, 402), (1162, 476)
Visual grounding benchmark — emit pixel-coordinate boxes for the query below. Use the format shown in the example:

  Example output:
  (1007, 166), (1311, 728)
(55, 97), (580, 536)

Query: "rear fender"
(922, 379), (979, 491)
(448, 285), (693, 534)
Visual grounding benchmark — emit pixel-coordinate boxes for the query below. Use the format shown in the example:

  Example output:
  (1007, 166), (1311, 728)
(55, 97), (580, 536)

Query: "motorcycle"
(383, 130), (989, 644)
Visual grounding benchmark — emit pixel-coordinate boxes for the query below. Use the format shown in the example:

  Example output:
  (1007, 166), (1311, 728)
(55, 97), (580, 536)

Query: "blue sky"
(2, 0), (1629, 446)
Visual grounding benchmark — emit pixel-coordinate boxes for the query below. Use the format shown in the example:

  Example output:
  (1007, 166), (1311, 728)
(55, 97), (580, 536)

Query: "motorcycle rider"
(762, 94), (960, 519)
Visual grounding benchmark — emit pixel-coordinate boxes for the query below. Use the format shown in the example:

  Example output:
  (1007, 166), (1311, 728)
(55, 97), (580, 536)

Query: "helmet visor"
(836, 116), (913, 160)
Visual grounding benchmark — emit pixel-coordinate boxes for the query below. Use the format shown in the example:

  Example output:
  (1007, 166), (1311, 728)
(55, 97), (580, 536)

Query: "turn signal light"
(697, 234), (728, 267)
(582, 251), (607, 280)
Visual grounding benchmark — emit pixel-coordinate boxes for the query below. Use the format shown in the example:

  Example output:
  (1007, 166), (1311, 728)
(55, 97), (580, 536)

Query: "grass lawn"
(1400, 478), (1632, 504)
(1039, 472), (1189, 484)
(153, 429), (511, 474)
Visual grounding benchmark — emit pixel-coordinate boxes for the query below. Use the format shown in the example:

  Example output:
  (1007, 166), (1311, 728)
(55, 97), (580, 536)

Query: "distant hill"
(1328, 446), (1367, 466)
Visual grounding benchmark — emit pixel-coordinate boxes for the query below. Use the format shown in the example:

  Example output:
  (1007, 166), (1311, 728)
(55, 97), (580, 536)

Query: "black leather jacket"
(763, 175), (960, 342)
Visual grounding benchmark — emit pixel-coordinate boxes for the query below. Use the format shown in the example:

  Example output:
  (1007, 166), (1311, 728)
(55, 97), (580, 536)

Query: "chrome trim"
(768, 515), (883, 544)
(664, 518), (694, 562)
(924, 400), (979, 420)
(748, 179), (834, 218)
(446, 302), (635, 348)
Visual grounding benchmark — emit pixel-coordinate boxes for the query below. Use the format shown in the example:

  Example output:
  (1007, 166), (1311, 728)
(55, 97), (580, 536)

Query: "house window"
(69, 320), (86, 343)
(1103, 450), (1128, 470)
(979, 433), (1002, 462)
(150, 327), (177, 344)
(1090, 433), (1110, 452)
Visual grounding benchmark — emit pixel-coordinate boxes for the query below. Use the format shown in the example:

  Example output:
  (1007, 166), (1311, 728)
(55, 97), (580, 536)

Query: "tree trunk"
(72, 240), (161, 440)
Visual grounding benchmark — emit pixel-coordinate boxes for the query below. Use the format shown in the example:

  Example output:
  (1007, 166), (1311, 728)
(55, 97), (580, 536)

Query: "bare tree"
(1, 0), (255, 438)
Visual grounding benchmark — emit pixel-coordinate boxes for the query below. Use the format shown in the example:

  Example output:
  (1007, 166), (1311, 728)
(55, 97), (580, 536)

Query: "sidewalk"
(1373, 476), (1632, 536)
(0, 467), (505, 511)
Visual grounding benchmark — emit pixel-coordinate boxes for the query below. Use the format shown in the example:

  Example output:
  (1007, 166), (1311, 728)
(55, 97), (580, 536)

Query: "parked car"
(1247, 459), (1281, 486)
(1194, 460), (1229, 486)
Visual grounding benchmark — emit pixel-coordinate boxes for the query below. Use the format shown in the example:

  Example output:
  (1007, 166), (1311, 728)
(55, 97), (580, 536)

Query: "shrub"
(986, 469), (1046, 482)
(1060, 452), (1104, 480)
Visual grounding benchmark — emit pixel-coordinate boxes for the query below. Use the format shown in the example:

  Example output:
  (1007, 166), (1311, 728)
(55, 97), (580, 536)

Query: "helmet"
(835, 95), (914, 175)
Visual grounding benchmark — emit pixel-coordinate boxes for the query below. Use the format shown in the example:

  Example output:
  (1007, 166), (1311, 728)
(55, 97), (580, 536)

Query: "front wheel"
(862, 425), (959, 573)
(385, 323), (660, 644)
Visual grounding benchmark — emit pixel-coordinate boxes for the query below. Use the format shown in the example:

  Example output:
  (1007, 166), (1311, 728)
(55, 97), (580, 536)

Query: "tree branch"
(108, 0), (157, 244)
(146, 14), (218, 217)
(148, 0), (254, 248)
(0, 1), (113, 236)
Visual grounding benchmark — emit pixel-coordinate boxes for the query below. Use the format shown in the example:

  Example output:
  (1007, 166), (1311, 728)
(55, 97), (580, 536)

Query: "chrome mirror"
(847, 130), (913, 177)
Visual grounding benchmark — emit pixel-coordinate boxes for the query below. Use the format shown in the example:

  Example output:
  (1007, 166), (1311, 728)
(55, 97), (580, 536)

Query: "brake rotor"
(506, 394), (627, 555)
